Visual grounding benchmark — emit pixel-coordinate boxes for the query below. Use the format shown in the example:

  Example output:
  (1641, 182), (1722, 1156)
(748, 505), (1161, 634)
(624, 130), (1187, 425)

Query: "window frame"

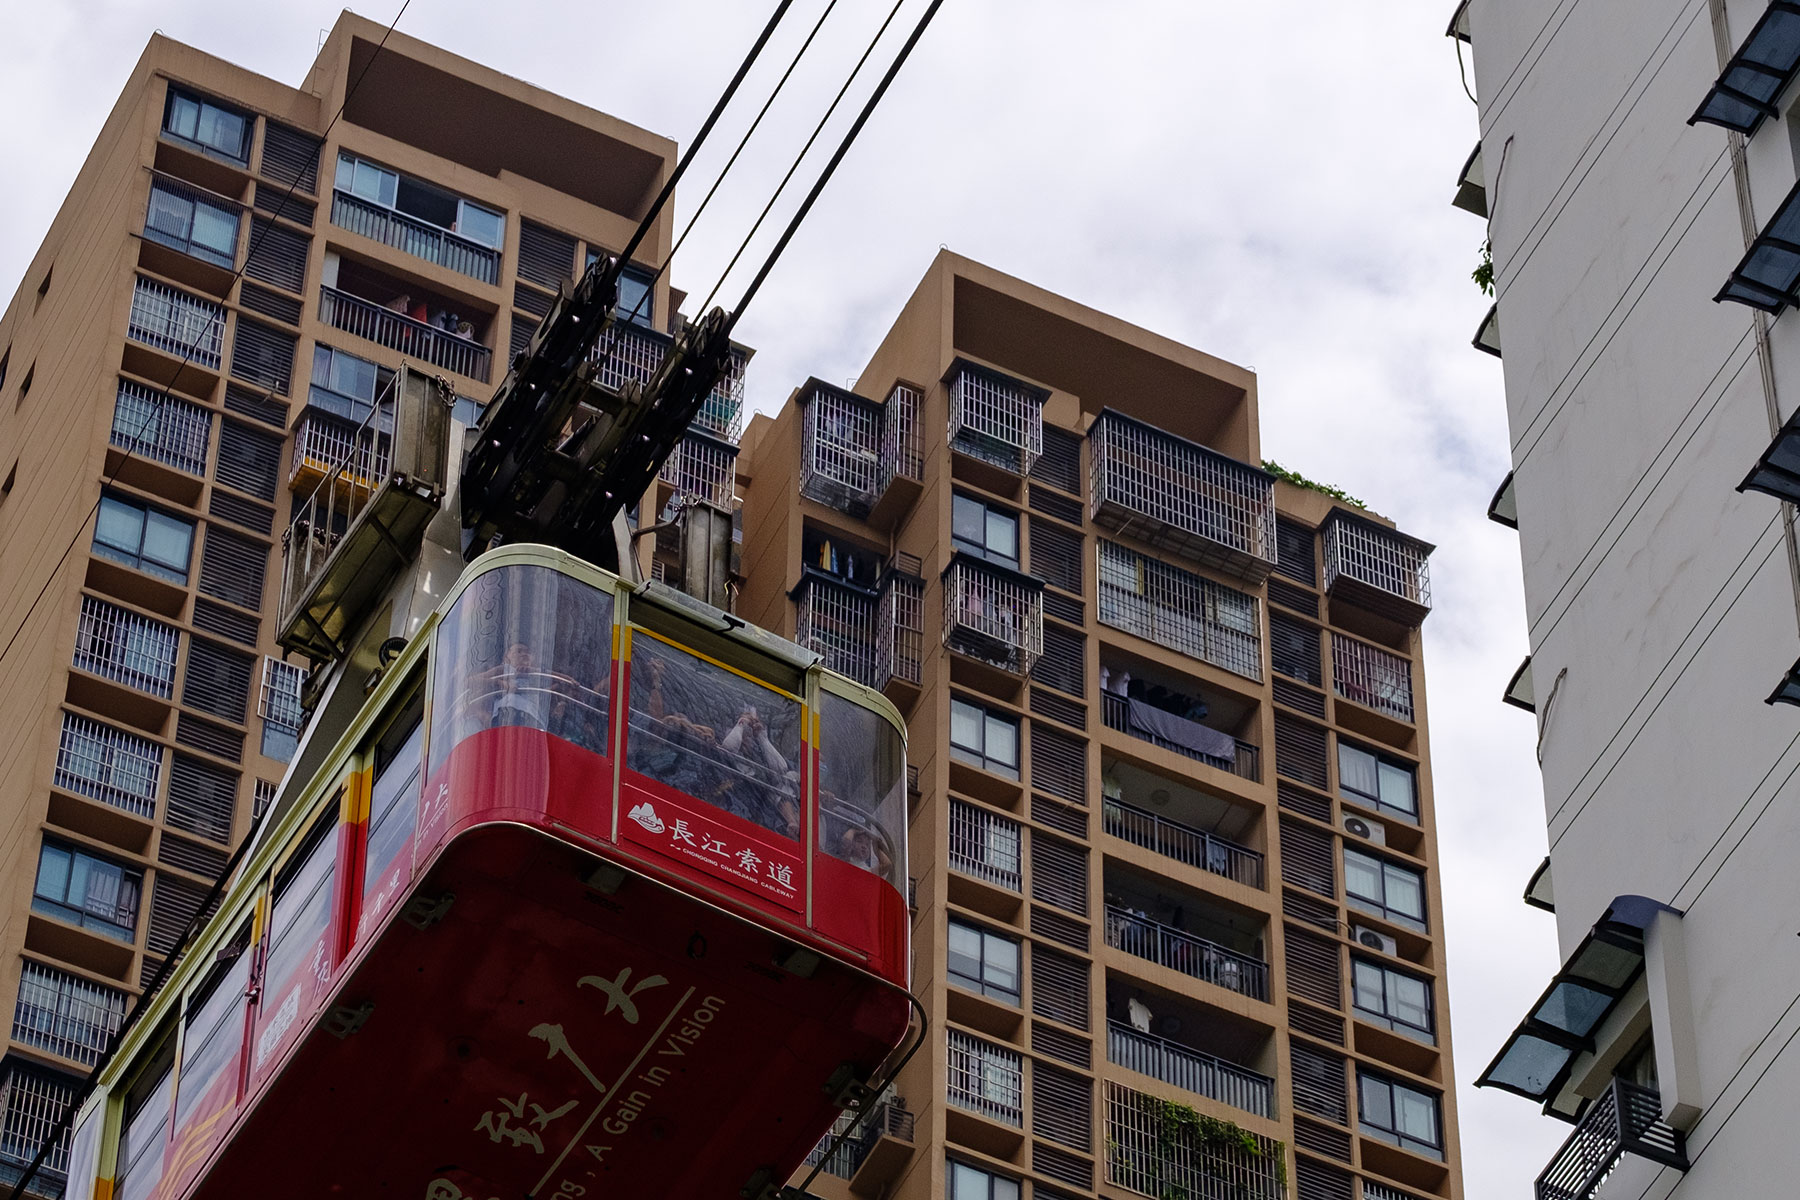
(1351, 957), (1435, 1043)
(1344, 846), (1428, 933)
(114, 1036), (175, 1200)
(947, 1159), (1020, 1200)
(32, 838), (143, 942)
(93, 493), (195, 584)
(949, 696), (1020, 779)
(1338, 740), (1419, 823)
(334, 151), (506, 248)
(1357, 1069), (1444, 1159)
(308, 344), (393, 424)
(952, 492), (1021, 567)
(362, 689), (425, 906)
(946, 917), (1022, 1005)
(144, 181), (240, 269)
(161, 87), (252, 166)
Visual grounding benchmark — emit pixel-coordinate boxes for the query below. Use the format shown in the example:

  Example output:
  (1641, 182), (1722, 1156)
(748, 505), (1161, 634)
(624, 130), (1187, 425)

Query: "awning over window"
(1477, 896), (1678, 1113)
(1503, 656), (1535, 713)
(1716, 177), (1800, 314)
(1487, 470), (1518, 529)
(1691, 2), (1800, 136)
(1738, 405), (1800, 503)
(1473, 303), (1501, 356)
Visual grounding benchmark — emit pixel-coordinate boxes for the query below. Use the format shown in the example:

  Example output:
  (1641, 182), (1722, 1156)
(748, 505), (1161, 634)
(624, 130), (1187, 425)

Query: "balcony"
(946, 1028), (1022, 1126)
(1103, 798), (1262, 888)
(1534, 1079), (1688, 1200)
(949, 363), (1044, 476)
(1098, 539), (1263, 680)
(1104, 904), (1268, 1002)
(1107, 1022), (1273, 1119)
(111, 379), (211, 476)
(0, 1060), (75, 1189)
(594, 322), (672, 393)
(72, 596), (178, 699)
(804, 1097), (916, 1186)
(329, 189), (500, 285)
(10, 961), (127, 1068)
(659, 431), (738, 507)
(794, 570), (922, 692)
(290, 408), (392, 494)
(943, 556), (1043, 676)
(127, 276), (224, 369)
(1323, 511), (1434, 625)
(1331, 632), (1415, 722)
(1089, 410), (1277, 583)
(800, 384), (884, 516)
(318, 285), (492, 383)
(53, 713), (160, 820)
(1106, 1081), (1283, 1200)
(949, 799), (1021, 892)
(1101, 689), (1260, 782)
(143, 174), (242, 272)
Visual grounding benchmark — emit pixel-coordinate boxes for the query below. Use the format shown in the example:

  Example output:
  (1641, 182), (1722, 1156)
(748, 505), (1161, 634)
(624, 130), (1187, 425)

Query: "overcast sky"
(0, 2), (1561, 1194)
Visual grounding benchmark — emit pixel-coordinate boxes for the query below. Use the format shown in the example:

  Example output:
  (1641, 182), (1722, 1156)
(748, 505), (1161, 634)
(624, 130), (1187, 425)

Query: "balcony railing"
(1323, 512), (1433, 625)
(943, 557), (1043, 675)
(1107, 1082), (1283, 1200)
(804, 1098), (916, 1180)
(110, 379), (211, 475)
(947, 1029), (1023, 1127)
(1535, 1079), (1688, 1200)
(1089, 411), (1277, 582)
(877, 572), (924, 689)
(1104, 905), (1268, 1002)
(949, 799), (1021, 891)
(1099, 539), (1263, 680)
(880, 382), (924, 493)
(796, 574), (880, 687)
(290, 409), (392, 492)
(127, 276), (224, 369)
(1101, 691), (1260, 782)
(10, 962), (127, 1068)
(800, 386), (884, 515)
(53, 713), (160, 819)
(698, 348), (748, 442)
(329, 190), (500, 284)
(1102, 798), (1263, 888)
(949, 364), (1044, 475)
(1331, 632), (1414, 722)
(1107, 1022), (1274, 1119)
(73, 597), (179, 699)
(592, 323), (671, 394)
(659, 432), (737, 507)
(318, 286), (492, 382)
(0, 1063), (75, 1182)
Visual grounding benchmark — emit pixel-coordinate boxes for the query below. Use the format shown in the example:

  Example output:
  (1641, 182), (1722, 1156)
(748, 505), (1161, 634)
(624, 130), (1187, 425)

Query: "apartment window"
(953, 493), (1020, 567)
(1357, 1070), (1443, 1159)
(950, 697), (1020, 779)
(11, 962), (128, 1067)
(452, 395), (484, 426)
(1345, 848), (1427, 933)
(947, 918), (1021, 1004)
(162, 87), (251, 165)
(335, 151), (505, 248)
(586, 250), (656, 327)
(259, 657), (305, 762)
(94, 493), (194, 583)
(144, 181), (239, 269)
(948, 1160), (1019, 1200)
(309, 344), (393, 423)
(0, 347), (9, 391)
(1338, 741), (1418, 822)
(1352, 958), (1434, 1042)
(33, 840), (142, 942)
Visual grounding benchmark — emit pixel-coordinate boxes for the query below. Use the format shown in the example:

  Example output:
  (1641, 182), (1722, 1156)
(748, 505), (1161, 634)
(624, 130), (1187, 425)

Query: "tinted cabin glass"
(818, 688), (905, 888)
(117, 1056), (174, 1200)
(263, 812), (338, 1001)
(174, 925), (253, 1127)
(364, 698), (424, 904)
(626, 634), (802, 841)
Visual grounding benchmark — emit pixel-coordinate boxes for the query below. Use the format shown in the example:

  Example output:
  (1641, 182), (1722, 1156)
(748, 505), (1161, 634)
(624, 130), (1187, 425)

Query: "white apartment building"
(1452, 0), (1800, 1196)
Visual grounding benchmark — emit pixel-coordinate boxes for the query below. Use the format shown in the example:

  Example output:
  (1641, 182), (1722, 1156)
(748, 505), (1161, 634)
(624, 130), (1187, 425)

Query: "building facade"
(744, 253), (1463, 1200)
(1456, 0), (1800, 1196)
(0, 18), (730, 1194)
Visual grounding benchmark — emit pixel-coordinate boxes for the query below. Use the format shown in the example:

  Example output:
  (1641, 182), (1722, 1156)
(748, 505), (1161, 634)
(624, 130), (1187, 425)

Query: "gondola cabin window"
(363, 693), (424, 907)
(115, 1039), (175, 1200)
(172, 924), (253, 1132)
(817, 687), (905, 888)
(259, 809), (339, 1031)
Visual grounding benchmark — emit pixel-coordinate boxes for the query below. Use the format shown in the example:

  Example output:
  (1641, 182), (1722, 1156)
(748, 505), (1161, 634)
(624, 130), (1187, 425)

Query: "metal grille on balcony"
(943, 557), (1043, 675)
(1089, 411), (1277, 583)
(949, 364), (1044, 475)
(1106, 1082), (1283, 1200)
(127, 276), (224, 369)
(696, 348), (749, 442)
(1102, 799), (1263, 888)
(795, 575), (880, 687)
(1364, 1183), (1428, 1200)
(1534, 1079), (1687, 1200)
(143, 174), (242, 269)
(591, 323), (670, 394)
(290, 409), (392, 492)
(949, 799), (1021, 891)
(1104, 905), (1268, 1001)
(1331, 633), (1414, 722)
(659, 433), (737, 507)
(803, 1097), (915, 1180)
(10, 962), (127, 1067)
(329, 190), (500, 284)
(260, 656), (305, 732)
(1107, 1022), (1274, 1119)
(1322, 512), (1433, 625)
(800, 385), (883, 515)
(54, 713), (160, 819)
(73, 596), (179, 698)
(319, 286), (492, 382)
(880, 382), (924, 491)
(946, 1029), (1022, 1126)
(0, 1062), (76, 1181)
(111, 379), (211, 475)
(877, 572), (924, 688)
(1098, 540), (1263, 680)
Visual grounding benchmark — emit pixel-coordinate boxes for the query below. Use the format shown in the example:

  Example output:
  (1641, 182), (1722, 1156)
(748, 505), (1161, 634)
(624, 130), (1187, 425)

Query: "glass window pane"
(1352, 961), (1384, 1013)
(458, 203), (505, 250)
(1384, 865), (1424, 919)
(1393, 974), (1431, 1030)
(96, 497), (144, 554)
(1344, 851), (1381, 902)
(168, 96), (200, 140)
(992, 1177), (1018, 1200)
(985, 715), (1017, 769)
(1396, 1087), (1438, 1144)
(142, 511), (193, 575)
(951, 699), (982, 753)
(1534, 980), (1613, 1038)
(146, 188), (193, 241)
(1359, 1075), (1392, 1129)
(952, 495), (984, 547)
(1339, 743), (1378, 799)
(35, 845), (70, 901)
(986, 510), (1017, 560)
(950, 1164), (984, 1200)
(618, 270), (654, 326)
(191, 203), (238, 258)
(1378, 761), (1416, 815)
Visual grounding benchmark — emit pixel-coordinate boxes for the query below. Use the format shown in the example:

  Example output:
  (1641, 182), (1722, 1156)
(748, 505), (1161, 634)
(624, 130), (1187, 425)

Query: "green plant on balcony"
(1111, 1094), (1287, 1200)
(1473, 238), (1494, 296)
(1261, 461), (1366, 510)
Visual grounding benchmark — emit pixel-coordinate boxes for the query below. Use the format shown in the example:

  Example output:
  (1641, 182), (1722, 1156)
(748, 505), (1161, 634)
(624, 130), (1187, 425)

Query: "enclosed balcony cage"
(948, 363), (1045, 476)
(111, 380), (211, 476)
(799, 385), (884, 515)
(127, 276), (224, 369)
(1088, 411), (1277, 583)
(1322, 510), (1433, 625)
(1106, 1082), (1283, 1200)
(1097, 539), (1263, 680)
(943, 556), (1043, 675)
(659, 431), (738, 508)
(1331, 632), (1415, 722)
(879, 382), (924, 494)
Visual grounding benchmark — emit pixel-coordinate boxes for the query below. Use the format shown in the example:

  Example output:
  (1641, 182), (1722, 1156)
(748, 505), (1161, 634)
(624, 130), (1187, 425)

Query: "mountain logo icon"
(627, 802), (665, 834)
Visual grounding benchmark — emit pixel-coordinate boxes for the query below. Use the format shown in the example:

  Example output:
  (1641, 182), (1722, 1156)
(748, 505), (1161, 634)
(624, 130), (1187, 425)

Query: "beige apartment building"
(748, 253), (1462, 1200)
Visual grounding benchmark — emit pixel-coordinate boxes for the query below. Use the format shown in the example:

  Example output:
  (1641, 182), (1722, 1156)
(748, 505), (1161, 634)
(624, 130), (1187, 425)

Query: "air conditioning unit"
(1353, 925), (1398, 955)
(1342, 814), (1386, 845)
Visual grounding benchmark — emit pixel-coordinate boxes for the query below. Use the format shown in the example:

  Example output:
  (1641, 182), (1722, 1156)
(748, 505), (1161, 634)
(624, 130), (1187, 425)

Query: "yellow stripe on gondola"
(624, 625), (804, 703)
(343, 767), (373, 825)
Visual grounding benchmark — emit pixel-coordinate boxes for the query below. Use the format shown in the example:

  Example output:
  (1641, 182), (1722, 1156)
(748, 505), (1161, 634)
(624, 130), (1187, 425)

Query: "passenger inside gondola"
(817, 691), (905, 886)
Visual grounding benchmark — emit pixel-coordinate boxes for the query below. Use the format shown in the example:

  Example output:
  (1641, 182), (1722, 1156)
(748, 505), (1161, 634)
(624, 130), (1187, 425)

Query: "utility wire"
(1479, 0), (1587, 140)
(0, 0), (418, 679)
